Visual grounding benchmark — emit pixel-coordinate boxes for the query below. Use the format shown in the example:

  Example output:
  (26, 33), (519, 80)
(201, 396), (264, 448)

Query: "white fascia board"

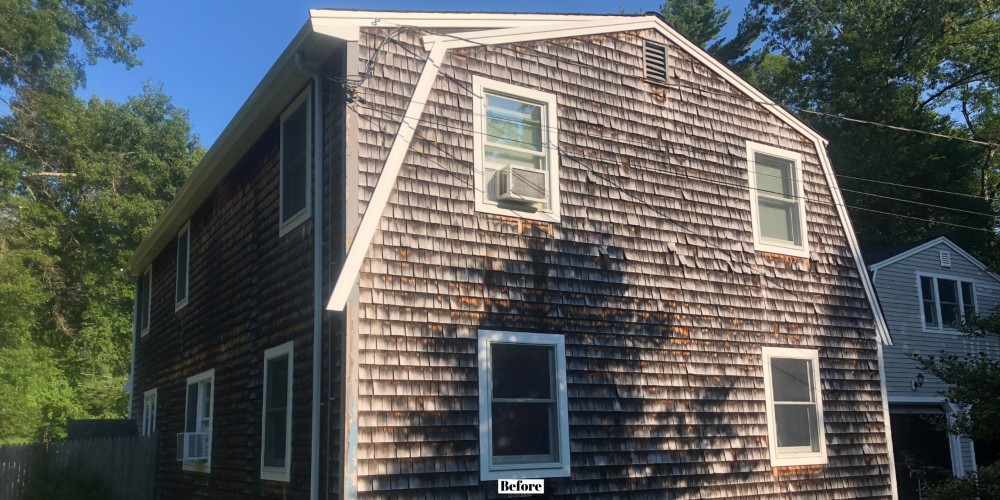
(813, 139), (892, 346)
(869, 236), (1000, 283)
(327, 42), (447, 311)
(126, 22), (340, 276)
(310, 10), (626, 30)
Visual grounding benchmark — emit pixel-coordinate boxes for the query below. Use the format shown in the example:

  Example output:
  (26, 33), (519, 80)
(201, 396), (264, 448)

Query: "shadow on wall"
(473, 218), (753, 497)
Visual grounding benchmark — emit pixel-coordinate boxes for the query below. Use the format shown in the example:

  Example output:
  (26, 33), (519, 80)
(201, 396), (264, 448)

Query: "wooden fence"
(0, 435), (157, 500)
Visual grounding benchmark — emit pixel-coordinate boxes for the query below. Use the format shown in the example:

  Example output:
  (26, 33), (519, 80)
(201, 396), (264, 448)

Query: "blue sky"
(82, 1), (750, 146)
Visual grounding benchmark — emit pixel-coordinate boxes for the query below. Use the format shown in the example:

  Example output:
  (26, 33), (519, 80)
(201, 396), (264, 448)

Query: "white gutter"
(295, 53), (324, 500)
(327, 42), (446, 311)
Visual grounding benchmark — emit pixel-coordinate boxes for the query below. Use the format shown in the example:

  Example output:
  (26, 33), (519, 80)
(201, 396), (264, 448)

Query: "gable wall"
(875, 241), (1000, 398)
(350, 26), (891, 497)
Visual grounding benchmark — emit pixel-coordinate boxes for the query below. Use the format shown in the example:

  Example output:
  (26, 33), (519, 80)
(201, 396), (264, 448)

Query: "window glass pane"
(755, 154), (794, 198)
(139, 272), (151, 331)
(282, 103), (308, 220)
(176, 229), (188, 303)
(186, 384), (198, 433)
(486, 94), (542, 151)
(267, 356), (289, 410)
(492, 344), (553, 399)
(775, 404), (819, 451)
(758, 198), (800, 244)
(771, 358), (812, 402)
(920, 276), (934, 298)
(962, 282), (975, 318)
(200, 381), (212, 432)
(492, 402), (555, 458)
(938, 279), (959, 325)
(923, 301), (939, 327)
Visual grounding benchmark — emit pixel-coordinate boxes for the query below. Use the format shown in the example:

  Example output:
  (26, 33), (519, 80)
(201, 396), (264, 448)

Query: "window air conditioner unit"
(496, 164), (547, 204)
(176, 432), (210, 462)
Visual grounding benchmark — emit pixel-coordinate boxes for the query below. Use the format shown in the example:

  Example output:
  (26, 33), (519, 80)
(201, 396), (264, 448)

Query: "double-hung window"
(279, 88), (311, 235)
(746, 142), (808, 257)
(175, 222), (190, 310)
(142, 388), (157, 436)
(183, 370), (214, 472)
(478, 330), (570, 480)
(261, 342), (293, 481)
(136, 267), (152, 336)
(762, 347), (827, 466)
(919, 274), (976, 330)
(472, 77), (560, 223)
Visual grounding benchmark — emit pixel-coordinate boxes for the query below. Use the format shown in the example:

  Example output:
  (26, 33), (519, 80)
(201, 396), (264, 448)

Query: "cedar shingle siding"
(130, 14), (892, 499)
(352, 28), (891, 497)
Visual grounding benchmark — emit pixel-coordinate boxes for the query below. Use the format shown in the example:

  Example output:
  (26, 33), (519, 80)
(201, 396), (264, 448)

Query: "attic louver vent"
(940, 250), (952, 268)
(644, 40), (667, 83)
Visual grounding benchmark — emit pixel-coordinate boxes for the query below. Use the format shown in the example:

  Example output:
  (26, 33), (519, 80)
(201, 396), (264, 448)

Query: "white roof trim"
(868, 236), (1000, 282)
(812, 138), (891, 345)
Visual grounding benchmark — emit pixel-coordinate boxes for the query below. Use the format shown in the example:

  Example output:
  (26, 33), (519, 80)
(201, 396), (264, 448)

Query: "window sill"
(480, 463), (571, 481)
(755, 240), (810, 259)
(476, 202), (560, 224)
(140, 327), (150, 337)
(261, 467), (290, 482)
(279, 209), (310, 237)
(770, 453), (827, 467)
(175, 298), (188, 312)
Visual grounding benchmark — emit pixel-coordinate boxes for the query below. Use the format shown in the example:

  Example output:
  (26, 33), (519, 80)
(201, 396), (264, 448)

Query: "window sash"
(279, 89), (311, 234)
(919, 275), (976, 329)
(762, 348), (826, 466)
(482, 90), (550, 205)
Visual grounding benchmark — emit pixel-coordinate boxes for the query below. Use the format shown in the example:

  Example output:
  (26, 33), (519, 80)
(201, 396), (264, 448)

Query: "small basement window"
(746, 141), (809, 257)
(644, 39), (667, 83)
(279, 88), (311, 235)
(472, 77), (560, 224)
(762, 347), (827, 467)
(478, 330), (570, 480)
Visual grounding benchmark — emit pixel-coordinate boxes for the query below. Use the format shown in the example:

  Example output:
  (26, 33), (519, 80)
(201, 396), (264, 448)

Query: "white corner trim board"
(327, 42), (447, 311)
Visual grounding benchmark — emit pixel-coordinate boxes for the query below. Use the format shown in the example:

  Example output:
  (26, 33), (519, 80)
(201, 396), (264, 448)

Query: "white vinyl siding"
(472, 77), (560, 223)
(261, 342), (293, 482)
(746, 142), (808, 257)
(478, 330), (570, 480)
(279, 88), (311, 235)
(762, 347), (827, 466)
(175, 222), (190, 310)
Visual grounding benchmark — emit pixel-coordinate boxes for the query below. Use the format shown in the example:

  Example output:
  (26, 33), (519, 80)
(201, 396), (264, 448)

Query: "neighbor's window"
(762, 347), (827, 466)
(175, 222), (190, 310)
(919, 275), (976, 330)
(279, 88), (311, 235)
(261, 342), (293, 482)
(136, 266), (152, 336)
(478, 330), (570, 480)
(183, 369), (214, 472)
(142, 388), (157, 436)
(473, 77), (560, 223)
(746, 142), (808, 257)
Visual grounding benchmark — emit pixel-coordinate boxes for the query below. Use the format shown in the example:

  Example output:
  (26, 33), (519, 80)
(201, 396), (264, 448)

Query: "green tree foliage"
(925, 461), (1000, 500)
(0, 1), (201, 443)
(749, 0), (1000, 260)
(660, 0), (765, 68)
(0, 87), (202, 443)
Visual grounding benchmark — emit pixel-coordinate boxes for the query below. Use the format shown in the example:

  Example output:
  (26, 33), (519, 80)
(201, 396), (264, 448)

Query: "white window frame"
(761, 347), (827, 467)
(184, 369), (215, 473)
(916, 272), (978, 332)
(746, 141), (809, 258)
(478, 330), (570, 481)
(138, 266), (152, 337)
(472, 76), (561, 224)
(175, 222), (190, 311)
(278, 87), (312, 236)
(261, 342), (294, 482)
(142, 388), (157, 436)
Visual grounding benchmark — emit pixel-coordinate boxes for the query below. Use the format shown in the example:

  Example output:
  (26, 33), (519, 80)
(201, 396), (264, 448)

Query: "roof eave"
(125, 21), (342, 276)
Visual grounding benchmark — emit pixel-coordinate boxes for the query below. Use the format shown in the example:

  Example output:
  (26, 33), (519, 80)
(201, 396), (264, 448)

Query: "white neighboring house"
(869, 236), (1000, 497)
